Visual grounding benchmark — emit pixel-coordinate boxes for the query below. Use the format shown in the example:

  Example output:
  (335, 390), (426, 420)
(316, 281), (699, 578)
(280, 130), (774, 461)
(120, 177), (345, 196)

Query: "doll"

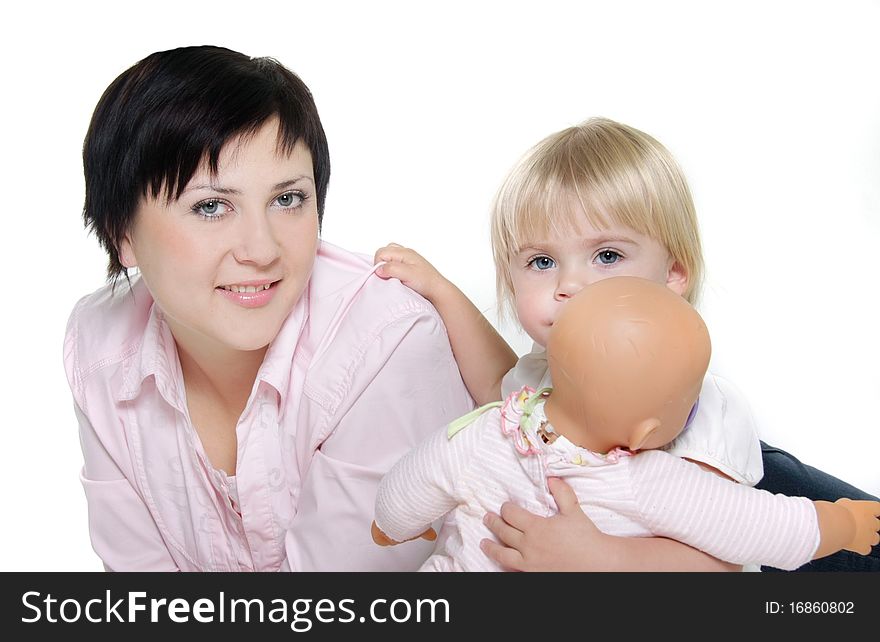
(372, 277), (880, 571)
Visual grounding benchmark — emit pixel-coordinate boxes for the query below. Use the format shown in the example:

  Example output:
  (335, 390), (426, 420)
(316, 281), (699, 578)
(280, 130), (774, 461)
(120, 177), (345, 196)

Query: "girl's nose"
(554, 272), (587, 301)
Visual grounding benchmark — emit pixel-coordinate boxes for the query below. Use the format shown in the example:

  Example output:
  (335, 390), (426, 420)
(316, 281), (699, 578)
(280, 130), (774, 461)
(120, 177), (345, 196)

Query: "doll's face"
(508, 213), (688, 348)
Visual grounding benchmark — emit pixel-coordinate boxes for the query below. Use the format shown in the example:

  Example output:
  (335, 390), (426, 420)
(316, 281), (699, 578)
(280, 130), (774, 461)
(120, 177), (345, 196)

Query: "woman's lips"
(216, 280), (280, 308)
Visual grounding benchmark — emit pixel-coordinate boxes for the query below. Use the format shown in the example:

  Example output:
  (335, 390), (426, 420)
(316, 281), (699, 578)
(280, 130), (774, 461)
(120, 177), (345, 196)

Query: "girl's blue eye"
(596, 249), (622, 265)
(529, 256), (556, 271)
(276, 191), (304, 208)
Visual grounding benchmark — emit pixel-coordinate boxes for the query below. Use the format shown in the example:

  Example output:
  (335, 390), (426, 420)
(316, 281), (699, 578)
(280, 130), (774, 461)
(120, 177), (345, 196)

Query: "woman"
(64, 45), (473, 571)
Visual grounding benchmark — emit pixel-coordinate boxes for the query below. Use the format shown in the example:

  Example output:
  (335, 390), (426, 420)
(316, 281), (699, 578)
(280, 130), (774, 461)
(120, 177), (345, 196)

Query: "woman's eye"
(275, 191), (304, 208)
(596, 249), (622, 265)
(529, 256), (556, 271)
(193, 199), (231, 218)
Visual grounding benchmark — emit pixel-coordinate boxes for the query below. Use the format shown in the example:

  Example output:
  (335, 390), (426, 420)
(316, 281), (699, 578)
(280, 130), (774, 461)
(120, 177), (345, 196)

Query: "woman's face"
(120, 117), (319, 357)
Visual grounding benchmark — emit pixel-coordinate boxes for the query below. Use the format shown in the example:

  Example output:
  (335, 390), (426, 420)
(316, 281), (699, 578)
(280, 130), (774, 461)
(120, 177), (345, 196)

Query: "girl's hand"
(481, 477), (740, 571)
(374, 243), (449, 303)
(376, 243), (516, 406)
(480, 477), (617, 571)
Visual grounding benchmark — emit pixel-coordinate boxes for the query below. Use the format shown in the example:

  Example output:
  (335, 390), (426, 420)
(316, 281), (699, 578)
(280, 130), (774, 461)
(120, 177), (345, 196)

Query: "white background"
(1, 0), (877, 570)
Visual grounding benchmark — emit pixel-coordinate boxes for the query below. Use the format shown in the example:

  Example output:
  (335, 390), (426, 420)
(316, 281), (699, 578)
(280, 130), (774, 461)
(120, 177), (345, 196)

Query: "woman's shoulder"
(300, 238), (452, 380)
(307, 240), (443, 344)
(63, 276), (154, 397)
(298, 241), (468, 436)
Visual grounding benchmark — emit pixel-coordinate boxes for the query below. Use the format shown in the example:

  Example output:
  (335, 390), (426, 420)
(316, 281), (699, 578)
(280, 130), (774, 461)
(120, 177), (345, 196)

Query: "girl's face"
(509, 214), (688, 348)
(119, 118), (319, 358)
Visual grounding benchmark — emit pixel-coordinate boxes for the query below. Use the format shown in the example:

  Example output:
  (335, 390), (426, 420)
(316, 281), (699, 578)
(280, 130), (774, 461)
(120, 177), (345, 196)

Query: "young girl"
(374, 117), (879, 571)
(371, 276), (880, 571)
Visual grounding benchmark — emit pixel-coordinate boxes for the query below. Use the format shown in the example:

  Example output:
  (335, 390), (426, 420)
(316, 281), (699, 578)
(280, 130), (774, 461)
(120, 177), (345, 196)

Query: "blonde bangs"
(491, 118), (705, 315)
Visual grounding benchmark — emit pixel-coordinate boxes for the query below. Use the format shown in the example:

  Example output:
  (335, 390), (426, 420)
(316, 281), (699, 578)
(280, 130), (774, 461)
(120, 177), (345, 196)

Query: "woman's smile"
(216, 279), (282, 308)
(122, 120), (319, 354)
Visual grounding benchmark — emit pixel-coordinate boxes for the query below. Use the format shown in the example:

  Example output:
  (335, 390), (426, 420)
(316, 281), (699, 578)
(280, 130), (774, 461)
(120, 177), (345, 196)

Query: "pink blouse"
(63, 240), (473, 571)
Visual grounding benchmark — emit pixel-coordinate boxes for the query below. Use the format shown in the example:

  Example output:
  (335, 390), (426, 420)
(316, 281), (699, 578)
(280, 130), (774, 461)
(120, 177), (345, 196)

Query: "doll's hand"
(835, 499), (880, 555)
(371, 520), (437, 547)
(374, 244), (449, 303)
(480, 477), (616, 571)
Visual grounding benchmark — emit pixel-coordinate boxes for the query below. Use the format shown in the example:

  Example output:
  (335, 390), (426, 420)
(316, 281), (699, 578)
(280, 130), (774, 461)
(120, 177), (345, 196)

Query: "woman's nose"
(233, 211), (281, 266)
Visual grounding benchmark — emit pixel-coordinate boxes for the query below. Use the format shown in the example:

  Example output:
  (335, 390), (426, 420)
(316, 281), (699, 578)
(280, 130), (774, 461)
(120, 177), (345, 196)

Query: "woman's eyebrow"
(183, 184), (241, 195)
(271, 176), (314, 190)
(181, 175), (314, 196)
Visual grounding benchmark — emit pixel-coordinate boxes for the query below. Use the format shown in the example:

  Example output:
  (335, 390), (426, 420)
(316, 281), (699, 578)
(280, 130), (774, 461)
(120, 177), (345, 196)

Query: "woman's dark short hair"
(83, 45), (330, 282)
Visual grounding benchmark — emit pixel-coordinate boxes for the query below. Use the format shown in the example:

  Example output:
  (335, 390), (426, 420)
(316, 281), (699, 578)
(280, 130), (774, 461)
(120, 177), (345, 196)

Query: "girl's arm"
(375, 244), (517, 404)
(481, 477), (740, 571)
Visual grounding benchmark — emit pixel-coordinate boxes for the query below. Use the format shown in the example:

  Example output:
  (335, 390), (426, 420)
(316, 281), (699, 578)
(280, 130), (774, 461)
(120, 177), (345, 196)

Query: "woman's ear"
(118, 235), (137, 269)
(666, 260), (689, 297)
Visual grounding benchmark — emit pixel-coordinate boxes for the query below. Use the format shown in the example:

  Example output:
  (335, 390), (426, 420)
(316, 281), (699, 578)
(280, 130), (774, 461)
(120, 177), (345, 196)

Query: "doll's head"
(543, 276), (711, 454)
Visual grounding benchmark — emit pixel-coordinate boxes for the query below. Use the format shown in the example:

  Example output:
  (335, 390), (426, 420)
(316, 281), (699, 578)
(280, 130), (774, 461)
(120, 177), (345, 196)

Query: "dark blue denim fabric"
(755, 442), (879, 572)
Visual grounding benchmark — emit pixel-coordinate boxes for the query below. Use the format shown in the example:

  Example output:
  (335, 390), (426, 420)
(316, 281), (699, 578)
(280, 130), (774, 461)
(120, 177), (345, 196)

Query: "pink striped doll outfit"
(374, 387), (820, 572)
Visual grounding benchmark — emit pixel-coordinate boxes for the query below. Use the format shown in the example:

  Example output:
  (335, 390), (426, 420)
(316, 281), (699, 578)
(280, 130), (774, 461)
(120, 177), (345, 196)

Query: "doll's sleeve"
(374, 414), (483, 543)
(630, 450), (819, 570)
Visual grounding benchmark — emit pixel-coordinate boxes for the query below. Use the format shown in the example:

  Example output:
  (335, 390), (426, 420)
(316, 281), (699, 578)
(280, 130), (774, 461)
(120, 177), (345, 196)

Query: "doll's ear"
(629, 418), (661, 452)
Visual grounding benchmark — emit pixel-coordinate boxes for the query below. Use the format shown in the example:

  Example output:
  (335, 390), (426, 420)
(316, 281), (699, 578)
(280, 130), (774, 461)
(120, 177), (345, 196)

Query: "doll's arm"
(375, 244), (516, 404)
(373, 419), (478, 545)
(371, 520), (437, 547)
(631, 451), (880, 569)
(813, 499), (880, 558)
(481, 477), (739, 571)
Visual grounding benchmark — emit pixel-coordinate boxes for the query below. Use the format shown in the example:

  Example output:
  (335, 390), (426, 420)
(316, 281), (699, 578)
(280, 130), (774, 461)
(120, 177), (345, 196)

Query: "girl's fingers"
(375, 261), (413, 283)
(547, 477), (580, 515)
(497, 500), (540, 531)
(483, 509), (525, 546)
(374, 242), (405, 264)
(480, 538), (524, 571)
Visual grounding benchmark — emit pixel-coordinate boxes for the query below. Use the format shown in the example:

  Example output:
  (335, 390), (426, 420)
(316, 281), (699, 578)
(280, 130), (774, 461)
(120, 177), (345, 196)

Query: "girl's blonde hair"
(490, 117), (704, 318)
